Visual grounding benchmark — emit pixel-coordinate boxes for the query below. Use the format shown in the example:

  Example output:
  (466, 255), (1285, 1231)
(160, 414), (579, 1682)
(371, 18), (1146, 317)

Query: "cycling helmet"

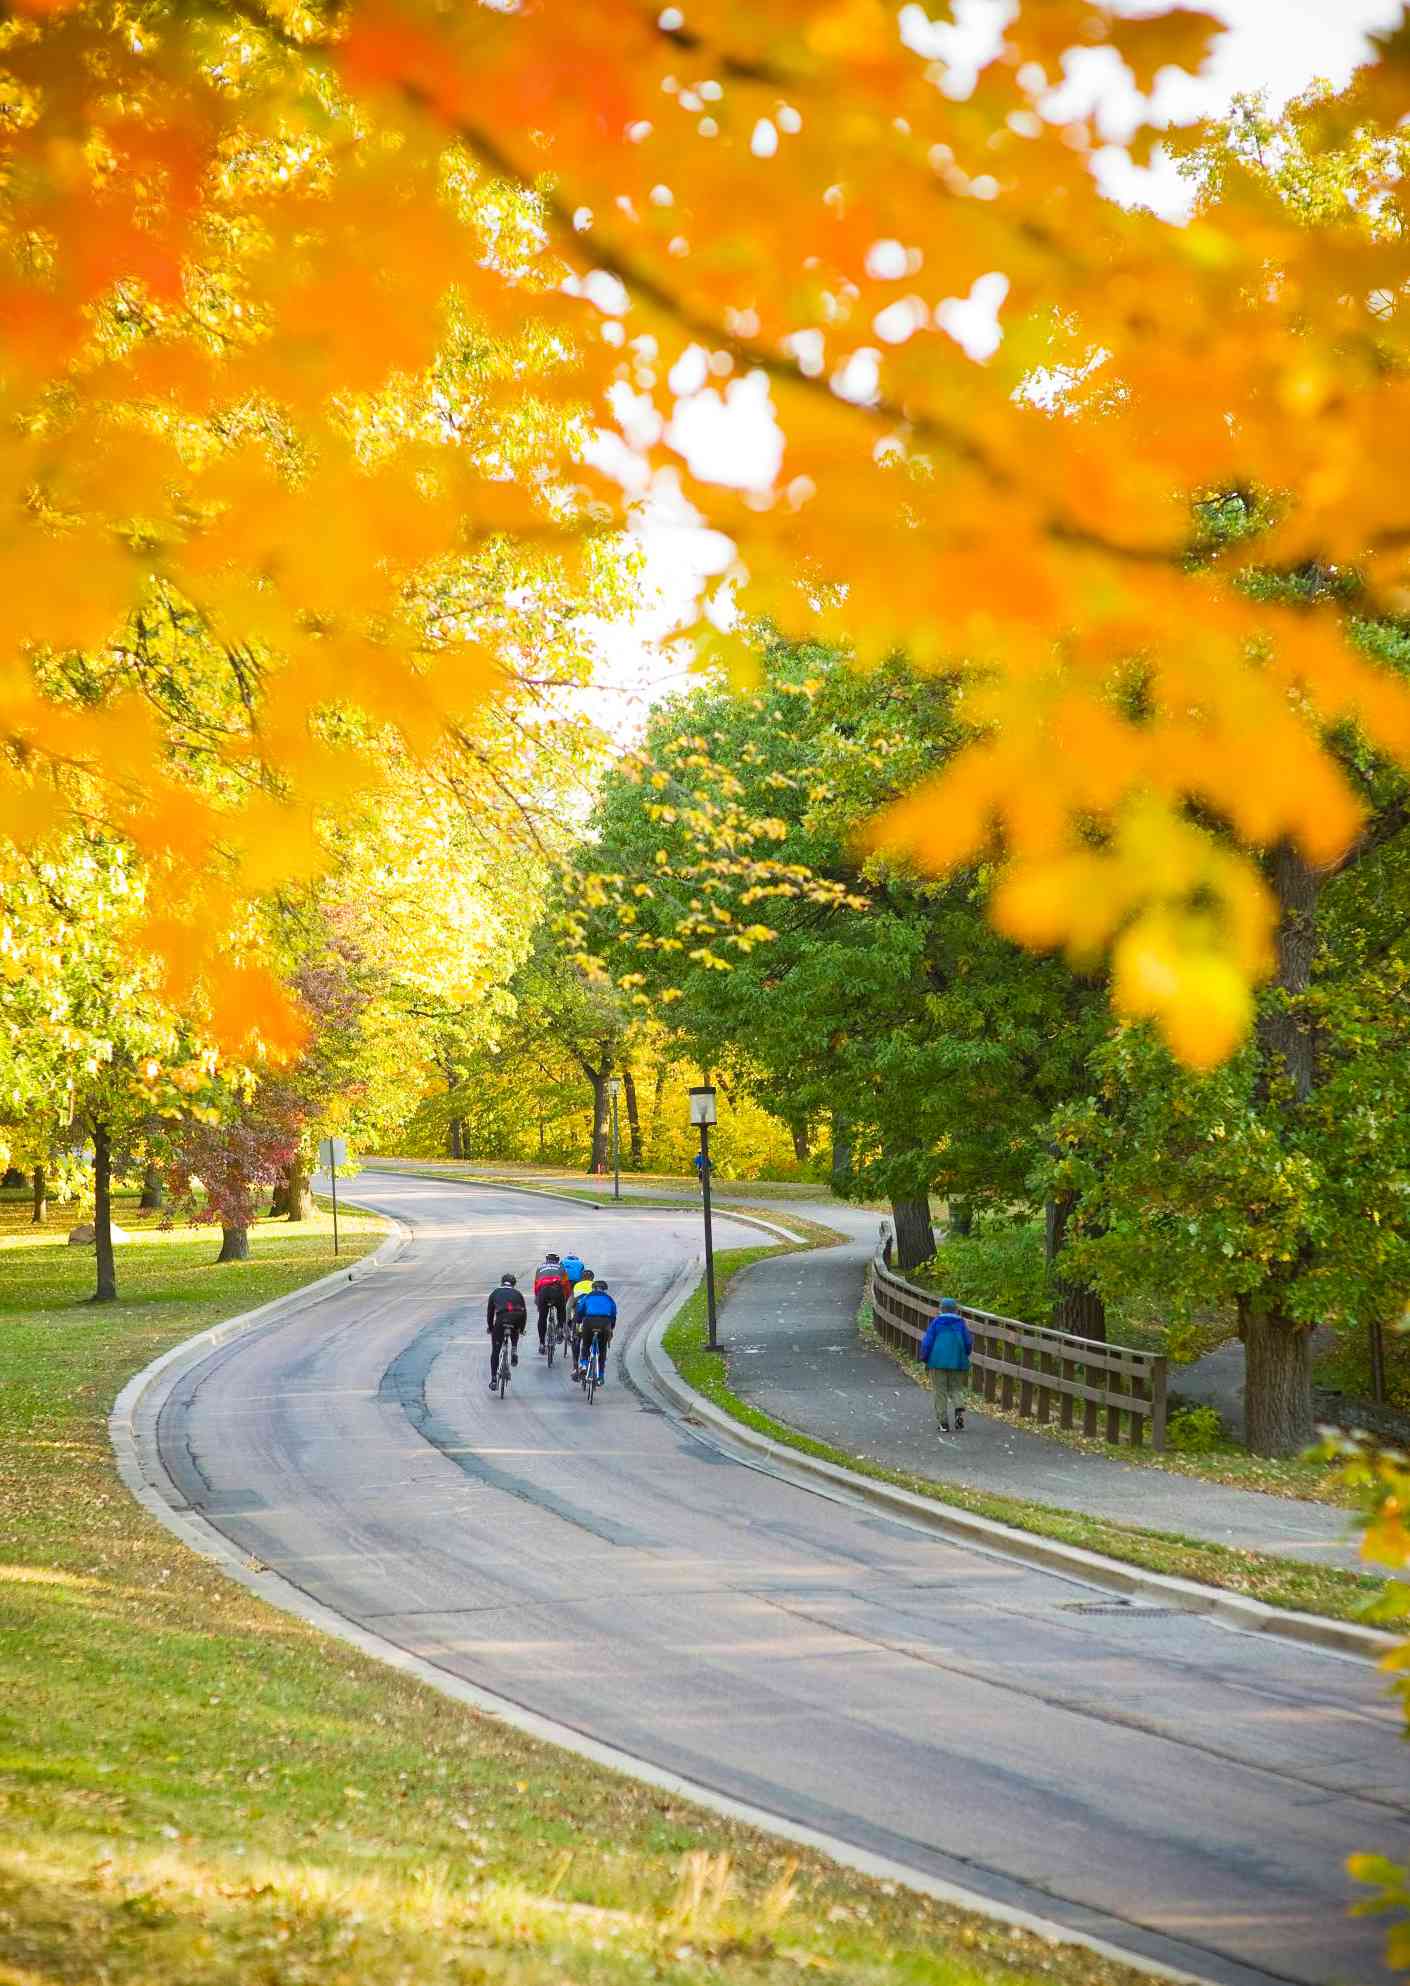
(580, 1268), (593, 1281)
(500, 1272), (518, 1287)
(545, 1251), (560, 1263)
(592, 1278), (609, 1291)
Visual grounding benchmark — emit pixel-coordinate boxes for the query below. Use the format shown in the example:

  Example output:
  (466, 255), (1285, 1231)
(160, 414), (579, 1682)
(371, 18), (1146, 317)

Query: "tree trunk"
(947, 1199), (974, 1238)
(1236, 847), (1321, 1447)
(1239, 1295), (1313, 1456)
(587, 1069), (609, 1173)
(217, 1224), (250, 1262)
(138, 1163), (164, 1212)
(284, 1160), (314, 1223)
(31, 1163), (47, 1225)
(1256, 843), (1321, 1103)
(890, 1196), (936, 1274)
(623, 1067), (643, 1168)
(1370, 1315), (1388, 1406)
(1054, 1281), (1107, 1342)
(1046, 1193), (1107, 1342)
(269, 1174), (291, 1217)
(447, 1115), (465, 1161)
(789, 1117), (810, 1165)
(92, 1123), (117, 1303)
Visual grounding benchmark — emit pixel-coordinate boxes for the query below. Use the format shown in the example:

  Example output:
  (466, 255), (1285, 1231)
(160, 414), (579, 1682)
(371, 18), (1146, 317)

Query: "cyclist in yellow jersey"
(568, 1269), (593, 1360)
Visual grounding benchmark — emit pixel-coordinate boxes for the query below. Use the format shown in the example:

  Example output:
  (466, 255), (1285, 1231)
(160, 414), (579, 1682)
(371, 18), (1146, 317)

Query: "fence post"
(1151, 1356), (1168, 1451)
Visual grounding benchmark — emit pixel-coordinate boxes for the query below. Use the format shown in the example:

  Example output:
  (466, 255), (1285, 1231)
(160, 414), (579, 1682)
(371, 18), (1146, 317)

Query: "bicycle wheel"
(498, 1348), (509, 1398)
(546, 1325), (555, 1368)
(584, 1361), (596, 1404)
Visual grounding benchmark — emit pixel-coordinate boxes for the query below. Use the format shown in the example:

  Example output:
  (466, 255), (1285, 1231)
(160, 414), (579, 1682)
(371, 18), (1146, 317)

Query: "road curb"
(110, 1208), (412, 1517)
(109, 1216), (1223, 1986)
(633, 1286), (1394, 1667)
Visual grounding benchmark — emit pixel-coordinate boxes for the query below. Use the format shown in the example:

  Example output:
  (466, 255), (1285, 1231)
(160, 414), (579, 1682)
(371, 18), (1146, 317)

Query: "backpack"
(924, 1316), (969, 1371)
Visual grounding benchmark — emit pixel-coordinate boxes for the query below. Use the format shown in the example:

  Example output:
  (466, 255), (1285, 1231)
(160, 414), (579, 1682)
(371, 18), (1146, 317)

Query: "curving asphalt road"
(153, 1172), (1406, 1986)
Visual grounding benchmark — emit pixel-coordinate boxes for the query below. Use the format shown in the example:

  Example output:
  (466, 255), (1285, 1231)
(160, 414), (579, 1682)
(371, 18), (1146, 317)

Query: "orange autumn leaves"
(0, 3), (594, 1056)
(312, 0), (1410, 1062)
(4, 2), (1410, 1068)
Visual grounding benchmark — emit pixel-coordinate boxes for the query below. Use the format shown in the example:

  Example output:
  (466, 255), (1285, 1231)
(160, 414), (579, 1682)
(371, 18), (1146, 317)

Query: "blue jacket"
(579, 1289), (617, 1327)
(920, 1312), (972, 1372)
(561, 1254), (585, 1283)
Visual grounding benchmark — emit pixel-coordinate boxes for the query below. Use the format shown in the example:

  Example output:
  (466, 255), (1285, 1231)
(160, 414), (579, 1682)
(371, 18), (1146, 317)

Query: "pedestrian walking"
(920, 1297), (972, 1434)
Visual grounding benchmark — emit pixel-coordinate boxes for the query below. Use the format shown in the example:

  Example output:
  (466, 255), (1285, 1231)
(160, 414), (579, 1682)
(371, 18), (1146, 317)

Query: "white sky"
(585, 0), (1404, 734)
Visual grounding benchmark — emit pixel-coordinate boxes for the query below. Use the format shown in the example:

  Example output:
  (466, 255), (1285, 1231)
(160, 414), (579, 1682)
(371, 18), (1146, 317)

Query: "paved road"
(155, 1172), (1406, 1986)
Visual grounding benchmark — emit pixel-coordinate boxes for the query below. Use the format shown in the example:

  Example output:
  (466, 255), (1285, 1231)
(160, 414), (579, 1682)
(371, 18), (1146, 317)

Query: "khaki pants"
(930, 1367), (968, 1426)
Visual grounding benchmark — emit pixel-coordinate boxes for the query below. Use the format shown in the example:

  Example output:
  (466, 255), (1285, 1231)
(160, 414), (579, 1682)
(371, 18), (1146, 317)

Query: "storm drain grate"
(1059, 1601), (1185, 1618)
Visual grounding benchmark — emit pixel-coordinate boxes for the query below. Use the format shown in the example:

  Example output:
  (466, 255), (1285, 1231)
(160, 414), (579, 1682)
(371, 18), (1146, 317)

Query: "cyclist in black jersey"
(486, 1273), (526, 1390)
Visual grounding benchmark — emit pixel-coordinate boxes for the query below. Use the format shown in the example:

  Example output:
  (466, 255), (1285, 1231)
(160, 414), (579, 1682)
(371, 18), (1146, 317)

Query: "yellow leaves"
(138, 912), (212, 1010)
(1111, 919), (1253, 1073)
(0, 521), (144, 662)
(0, 764), (61, 850)
(805, 0), (897, 63)
(122, 785), (219, 866)
(1105, 8), (1224, 91)
(207, 964), (309, 1062)
(1362, 1502), (1410, 1571)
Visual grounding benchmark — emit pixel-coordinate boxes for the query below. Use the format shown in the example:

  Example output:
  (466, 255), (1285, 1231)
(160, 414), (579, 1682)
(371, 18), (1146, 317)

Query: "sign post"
(319, 1136), (348, 1256)
(609, 1075), (622, 1201)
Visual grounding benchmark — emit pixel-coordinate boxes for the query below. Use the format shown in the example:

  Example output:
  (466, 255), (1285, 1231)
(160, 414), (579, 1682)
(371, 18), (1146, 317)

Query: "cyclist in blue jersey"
(576, 1278), (617, 1386)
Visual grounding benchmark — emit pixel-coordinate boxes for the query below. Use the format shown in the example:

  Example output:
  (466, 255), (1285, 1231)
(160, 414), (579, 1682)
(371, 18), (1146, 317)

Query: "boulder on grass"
(67, 1223), (130, 1246)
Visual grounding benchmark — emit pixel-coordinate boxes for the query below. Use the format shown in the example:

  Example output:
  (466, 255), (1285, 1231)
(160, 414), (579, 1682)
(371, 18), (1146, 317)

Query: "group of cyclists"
(484, 1251), (618, 1399)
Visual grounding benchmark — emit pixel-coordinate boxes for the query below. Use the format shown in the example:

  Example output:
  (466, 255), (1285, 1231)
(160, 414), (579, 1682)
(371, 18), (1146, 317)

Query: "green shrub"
(915, 1219), (1051, 1324)
(1165, 1405), (1225, 1453)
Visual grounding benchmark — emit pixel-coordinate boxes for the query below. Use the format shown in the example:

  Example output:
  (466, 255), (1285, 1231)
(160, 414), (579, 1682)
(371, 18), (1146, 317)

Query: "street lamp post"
(608, 1075), (622, 1201)
(689, 1084), (719, 1350)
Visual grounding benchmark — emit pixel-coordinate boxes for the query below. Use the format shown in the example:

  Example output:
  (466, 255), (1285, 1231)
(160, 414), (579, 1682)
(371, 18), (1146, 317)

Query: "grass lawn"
(664, 1255), (1385, 1628)
(0, 1187), (1156, 1986)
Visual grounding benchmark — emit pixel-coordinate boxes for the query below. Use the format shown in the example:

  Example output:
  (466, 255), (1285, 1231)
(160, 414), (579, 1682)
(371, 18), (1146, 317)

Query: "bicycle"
(579, 1325), (609, 1404)
(546, 1305), (569, 1369)
(493, 1327), (516, 1399)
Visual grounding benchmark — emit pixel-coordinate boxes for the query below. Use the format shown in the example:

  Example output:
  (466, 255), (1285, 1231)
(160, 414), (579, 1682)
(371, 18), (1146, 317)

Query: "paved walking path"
(719, 1213), (1366, 1573)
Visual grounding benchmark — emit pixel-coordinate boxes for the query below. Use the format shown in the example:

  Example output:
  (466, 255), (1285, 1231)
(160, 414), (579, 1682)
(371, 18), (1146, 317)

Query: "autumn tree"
(1051, 815), (1410, 1454)
(585, 639), (1111, 1287)
(0, 831), (226, 1298)
(493, 925), (639, 1175)
(6, 6), (1410, 1077)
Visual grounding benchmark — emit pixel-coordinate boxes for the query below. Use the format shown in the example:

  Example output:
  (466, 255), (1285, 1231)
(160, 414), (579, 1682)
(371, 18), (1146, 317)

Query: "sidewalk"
(719, 1219), (1365, 1573)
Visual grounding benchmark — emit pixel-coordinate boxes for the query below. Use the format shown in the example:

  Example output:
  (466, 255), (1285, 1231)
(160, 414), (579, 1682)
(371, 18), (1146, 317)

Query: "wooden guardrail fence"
(871, 1243), (1168, 1450)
